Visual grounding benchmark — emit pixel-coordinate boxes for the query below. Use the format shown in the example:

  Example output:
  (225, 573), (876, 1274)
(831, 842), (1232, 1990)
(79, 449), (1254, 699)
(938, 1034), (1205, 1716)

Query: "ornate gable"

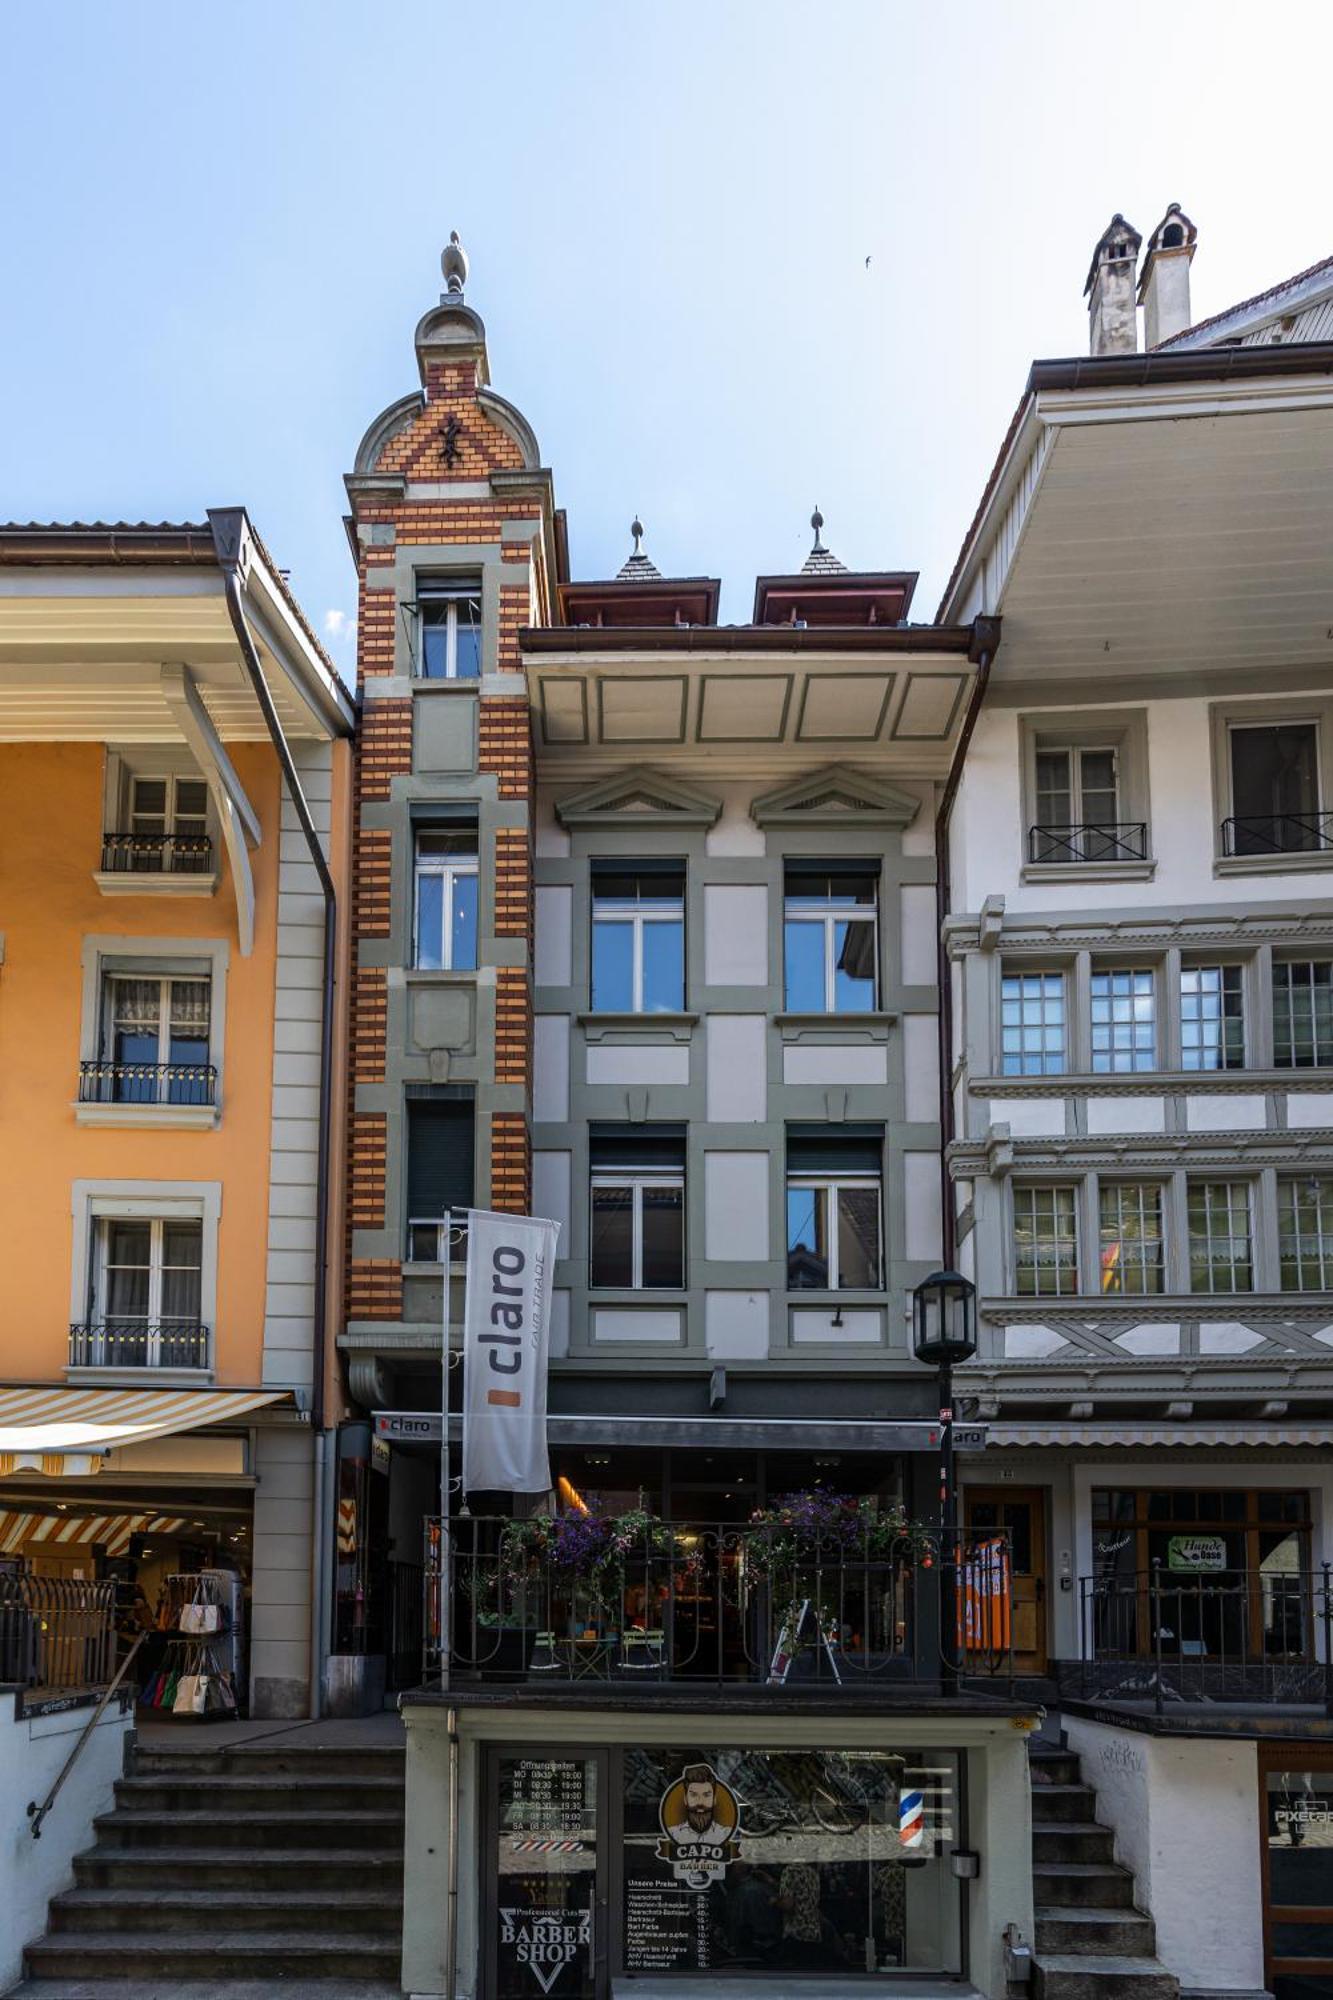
(750, 764), (921, 829)
(554, 766), (722, 829)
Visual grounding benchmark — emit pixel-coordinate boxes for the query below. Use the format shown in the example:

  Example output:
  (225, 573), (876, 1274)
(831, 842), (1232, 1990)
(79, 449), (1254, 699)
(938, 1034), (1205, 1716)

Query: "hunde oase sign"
(462, 1210), (560, 1496)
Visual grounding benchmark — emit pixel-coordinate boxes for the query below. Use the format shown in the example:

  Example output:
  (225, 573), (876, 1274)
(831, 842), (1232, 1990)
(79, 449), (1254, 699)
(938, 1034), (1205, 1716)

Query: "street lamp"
(913, 1271), (977, 1694)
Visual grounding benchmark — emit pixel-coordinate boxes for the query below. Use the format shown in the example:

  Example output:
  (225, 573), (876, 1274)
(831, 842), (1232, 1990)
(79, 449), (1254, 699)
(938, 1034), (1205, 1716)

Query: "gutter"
(935, 617), (1002, 1266)
(208, 508), (340, 1715)
(520, 622), (977, 656)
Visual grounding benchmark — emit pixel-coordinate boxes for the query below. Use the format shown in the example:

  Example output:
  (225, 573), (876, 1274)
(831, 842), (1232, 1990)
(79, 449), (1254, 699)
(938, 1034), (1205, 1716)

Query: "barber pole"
(898, 1788), (925, 1850)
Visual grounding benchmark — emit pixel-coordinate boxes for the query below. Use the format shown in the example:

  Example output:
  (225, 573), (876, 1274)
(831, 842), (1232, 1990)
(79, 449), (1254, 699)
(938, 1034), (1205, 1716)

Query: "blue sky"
(2, 1), (1329, 674)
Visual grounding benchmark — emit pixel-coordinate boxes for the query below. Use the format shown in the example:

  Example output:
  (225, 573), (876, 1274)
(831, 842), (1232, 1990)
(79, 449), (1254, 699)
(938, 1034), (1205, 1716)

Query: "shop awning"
(988, 1423), (1333, 1449)
(0, 1387), (292, 1478)
(0, 1508), (191, 1557)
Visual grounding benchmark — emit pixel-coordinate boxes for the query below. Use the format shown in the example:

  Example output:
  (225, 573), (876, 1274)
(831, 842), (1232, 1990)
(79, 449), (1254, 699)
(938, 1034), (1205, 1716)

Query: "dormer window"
(417, 578), (481, 680)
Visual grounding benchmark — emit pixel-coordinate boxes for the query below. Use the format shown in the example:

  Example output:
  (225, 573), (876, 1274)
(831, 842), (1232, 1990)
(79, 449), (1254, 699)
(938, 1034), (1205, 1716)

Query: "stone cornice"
(969, 1069), (1333, 1098)
(945, 906), (1333, 959)
(949, 1130), (1333, 1176)
(975, 1294), (1333, 1327)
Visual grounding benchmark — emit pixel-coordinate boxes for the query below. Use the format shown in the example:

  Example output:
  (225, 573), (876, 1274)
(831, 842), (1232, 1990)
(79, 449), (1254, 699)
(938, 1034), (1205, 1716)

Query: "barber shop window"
(416, 577), (482, 680)
(590, 863), (685, 1014)
(414, 827), (479, 971)
(786, 1128), (883, 1291)
(590, 1129), (685, 1290)
(783, 862), (879, 1013)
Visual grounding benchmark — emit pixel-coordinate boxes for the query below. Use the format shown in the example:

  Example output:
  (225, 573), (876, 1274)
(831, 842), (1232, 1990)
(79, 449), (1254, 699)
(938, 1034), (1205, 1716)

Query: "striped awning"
(0, 1509), (191, 1557)
(988, 1424), (1333, 1449)
(0, 1387), (291, 1478)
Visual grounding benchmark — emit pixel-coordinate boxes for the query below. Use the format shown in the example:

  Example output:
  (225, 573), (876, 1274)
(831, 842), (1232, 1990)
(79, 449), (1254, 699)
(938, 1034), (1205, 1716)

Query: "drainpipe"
(209, 510), (340, 1718)
(935, 617), (1002, 1266)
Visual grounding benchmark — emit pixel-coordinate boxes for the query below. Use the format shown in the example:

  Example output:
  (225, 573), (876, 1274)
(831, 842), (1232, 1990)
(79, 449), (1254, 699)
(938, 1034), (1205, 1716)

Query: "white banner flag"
(461, 1209), (559, 1495)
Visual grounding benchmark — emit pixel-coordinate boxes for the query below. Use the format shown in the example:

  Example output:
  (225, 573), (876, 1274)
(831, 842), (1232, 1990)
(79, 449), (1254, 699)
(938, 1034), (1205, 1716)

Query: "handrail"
(27, 1631), (144, 1840)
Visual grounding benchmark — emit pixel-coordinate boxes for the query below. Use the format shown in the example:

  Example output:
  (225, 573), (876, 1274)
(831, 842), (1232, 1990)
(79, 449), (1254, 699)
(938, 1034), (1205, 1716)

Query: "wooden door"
(965, 1488), (1048, 1674)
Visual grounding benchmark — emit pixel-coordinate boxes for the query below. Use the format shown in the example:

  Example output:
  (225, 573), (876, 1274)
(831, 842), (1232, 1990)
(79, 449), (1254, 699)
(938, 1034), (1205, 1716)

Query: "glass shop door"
(485, 1748), (609, 2000)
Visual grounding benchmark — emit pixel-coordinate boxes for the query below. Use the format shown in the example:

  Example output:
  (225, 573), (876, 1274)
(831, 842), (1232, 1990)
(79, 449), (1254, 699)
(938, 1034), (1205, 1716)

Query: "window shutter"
(786, 1125), (883, 1176)
(407, 1100), (476, 1216)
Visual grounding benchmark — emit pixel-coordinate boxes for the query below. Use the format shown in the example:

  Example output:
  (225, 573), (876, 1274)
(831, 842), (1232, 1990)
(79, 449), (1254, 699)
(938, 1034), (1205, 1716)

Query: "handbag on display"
(175, 1672), (203, 1714)
(162, 1669), (179, 1710)
(180, 1589), (222, 1636)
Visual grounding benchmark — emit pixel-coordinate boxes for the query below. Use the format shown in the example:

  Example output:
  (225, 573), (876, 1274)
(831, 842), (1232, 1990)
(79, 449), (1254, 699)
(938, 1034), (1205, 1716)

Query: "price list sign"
(624, 1882), (711, 1972)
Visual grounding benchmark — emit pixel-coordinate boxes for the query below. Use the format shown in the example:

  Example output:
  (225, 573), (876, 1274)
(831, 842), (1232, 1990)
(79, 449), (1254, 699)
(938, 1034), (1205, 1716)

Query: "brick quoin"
(490, 1112), (532, 1215)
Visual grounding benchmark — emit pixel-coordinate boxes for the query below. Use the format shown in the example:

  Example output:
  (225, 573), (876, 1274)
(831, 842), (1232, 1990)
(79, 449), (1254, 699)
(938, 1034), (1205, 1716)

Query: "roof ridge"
(1157, 249), (1333, 348)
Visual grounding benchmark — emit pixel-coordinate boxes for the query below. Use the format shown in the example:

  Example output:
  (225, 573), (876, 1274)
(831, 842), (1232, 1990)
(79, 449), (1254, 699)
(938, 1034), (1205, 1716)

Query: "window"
(105, 774), (211, 875)
(1188, 1181), (1253, 1293)
(1013, 1186), (1078, 1297)
(1099, 1183), (1165, 1295)
(1032, 746), (1122, 862)
(1227, 722), (1323, 855)
(405, 1096), (475, 1262)
(83, 972), (213, 1106)
(417, 578), (482, 680)
(785, 1130), (883, 1291)
(591, 866), (684, 1014)
(1273, 961), (1333, 1068)
(1091, 967), (1156, 1073)
(1000, 971), (1066, 1075)
(1180, 965), (1245, 1071)
(1279, 1177), (1333, 1292)
(590, 1131), (684, 1290)
(74, 1217), (205, 1369)
(783, 865), (878, 1013)
(414, 828), (479, 971)
(1022, 712), (1150, 867)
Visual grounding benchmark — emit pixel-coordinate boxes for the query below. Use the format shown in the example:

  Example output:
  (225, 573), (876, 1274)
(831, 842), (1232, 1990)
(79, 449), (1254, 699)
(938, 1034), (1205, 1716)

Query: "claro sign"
(461, 1209), (560, 1496)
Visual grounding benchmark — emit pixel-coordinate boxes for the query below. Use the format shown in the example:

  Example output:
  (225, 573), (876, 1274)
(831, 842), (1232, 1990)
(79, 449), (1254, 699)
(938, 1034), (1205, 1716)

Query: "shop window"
(1012, 1185), (1078, 1297)
(783, 862), (879, 1013)
(416, 577), (482, 680)
(785, 1128), (883, 1291)
(1187, 1180), (1253, 1293)
(590, 1129), (685, 1290)
(406, 1095), (475, 1263)
(414, 827), (479, 971)
(1090, 965), (1156, 1072)
(1180, 963), (1245, 1071)
(1279, 1176), (1333, 1292)
(1098, 1182), (1165, 1295)
(590, 863), (685, 1014)
(1274, 960), (1333, 1068)
(1265, 1762), (1333, 1999)
(1000, 969), (1066, 1075)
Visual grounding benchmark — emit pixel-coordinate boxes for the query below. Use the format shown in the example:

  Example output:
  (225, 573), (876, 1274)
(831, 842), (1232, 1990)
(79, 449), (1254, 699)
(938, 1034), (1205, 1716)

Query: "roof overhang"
(557, 576), (720, 629)
(0, 519), (354, 741)
(522, 624), (987, 777)
(938, 344), (1333, 691)
(752, 571), (918, 626)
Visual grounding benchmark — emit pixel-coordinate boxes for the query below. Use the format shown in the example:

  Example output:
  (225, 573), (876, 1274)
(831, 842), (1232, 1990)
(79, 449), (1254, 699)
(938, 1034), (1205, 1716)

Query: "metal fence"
(1072, 1560), (1333, 1711)
(0, 1574), (117, 1691)
(422, 1515), (1013, 1692)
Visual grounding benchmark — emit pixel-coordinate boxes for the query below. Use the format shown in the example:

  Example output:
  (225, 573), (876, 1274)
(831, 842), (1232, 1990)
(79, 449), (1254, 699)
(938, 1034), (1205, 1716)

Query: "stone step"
(10, 1982), (404, 1999)
(1035, 1905), (1158, 1957)
(24, 1932), (401, 1984)
(73, 1845), (404, 1893)
(1032, 1861), (1137, 1910)
(91, 1808), (405, 1851)
(1032, 1820), (1117, 1865)
(114, 1772), (404, 1815)
(1029, 1782), (1098, 1823)
(130, 1745), (404, 1781)
(1030, 1748), (1083, 1788)
(1034, 1953), (1180, 2000)
(47, 1887), (402, 1937)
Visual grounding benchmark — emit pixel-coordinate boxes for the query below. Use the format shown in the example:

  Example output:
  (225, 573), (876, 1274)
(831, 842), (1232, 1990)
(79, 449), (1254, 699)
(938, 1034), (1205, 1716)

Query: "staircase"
(15, 1737), (404, 1995)
(1030, 1739), (1179, 1999)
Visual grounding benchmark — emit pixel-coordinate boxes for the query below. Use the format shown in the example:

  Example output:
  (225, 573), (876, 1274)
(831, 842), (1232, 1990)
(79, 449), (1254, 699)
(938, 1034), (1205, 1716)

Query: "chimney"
(1138, 203), (1197, 348)
(1084, 213), (1142, 356)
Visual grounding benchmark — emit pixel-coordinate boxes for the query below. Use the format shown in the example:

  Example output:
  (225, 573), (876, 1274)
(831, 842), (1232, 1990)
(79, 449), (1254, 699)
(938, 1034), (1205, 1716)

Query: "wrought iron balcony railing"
(1072, 1561), (1333, 1712)
(1027, 822), (1148, 864)
(421, 1514), (1014, 1692)
(1221, 812), (1333, 857)
(78, 1062), (217, 1108)
(100, 832), (214, 874)
(68, 1321), (211, 1370)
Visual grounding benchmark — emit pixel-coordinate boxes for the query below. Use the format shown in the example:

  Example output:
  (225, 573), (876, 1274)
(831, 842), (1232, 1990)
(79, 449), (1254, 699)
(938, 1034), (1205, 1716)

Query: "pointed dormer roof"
(615, 516), (663, 583)
(800, 507), (848, 578)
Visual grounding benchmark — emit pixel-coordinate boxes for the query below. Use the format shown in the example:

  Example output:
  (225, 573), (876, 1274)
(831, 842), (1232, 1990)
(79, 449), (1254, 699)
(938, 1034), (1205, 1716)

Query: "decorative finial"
(631, 516), (644, 556)
(441, 231), (469, 297)
(811, 506), (826, 553)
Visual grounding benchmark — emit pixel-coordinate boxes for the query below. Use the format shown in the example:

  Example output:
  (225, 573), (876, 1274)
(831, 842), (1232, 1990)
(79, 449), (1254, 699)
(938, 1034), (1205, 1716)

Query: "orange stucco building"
(0, 513), (354, 1717)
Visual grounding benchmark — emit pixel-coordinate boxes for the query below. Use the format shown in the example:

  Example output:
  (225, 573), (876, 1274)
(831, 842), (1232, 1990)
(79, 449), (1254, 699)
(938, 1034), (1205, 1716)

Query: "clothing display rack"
(140, 1570), (240, 1721)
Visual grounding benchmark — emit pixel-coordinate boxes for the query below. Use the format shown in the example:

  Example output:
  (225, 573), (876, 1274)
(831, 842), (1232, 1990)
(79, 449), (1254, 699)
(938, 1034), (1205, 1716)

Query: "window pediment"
(553, 766), (722, 829)
(751, 764), (921, 829)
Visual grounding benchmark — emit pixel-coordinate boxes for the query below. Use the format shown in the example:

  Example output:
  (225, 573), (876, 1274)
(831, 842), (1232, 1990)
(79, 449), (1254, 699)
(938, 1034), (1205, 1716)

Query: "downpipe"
(446, 1707), (460, 2000)
(211, 513), (340, 1718)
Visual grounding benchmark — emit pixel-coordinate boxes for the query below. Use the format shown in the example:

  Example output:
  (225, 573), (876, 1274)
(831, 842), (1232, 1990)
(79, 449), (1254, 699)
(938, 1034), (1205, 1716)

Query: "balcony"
(95, 832), (217, 897)
(1027, 822), (1148, 866)
(1069, 1563), (1333, 1711)
(76, 1061), (218, 1128)
(1221, 811), (1333, 858)
(423, 1510), (1015, 1694)
(68, 1321), (211, 1372)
